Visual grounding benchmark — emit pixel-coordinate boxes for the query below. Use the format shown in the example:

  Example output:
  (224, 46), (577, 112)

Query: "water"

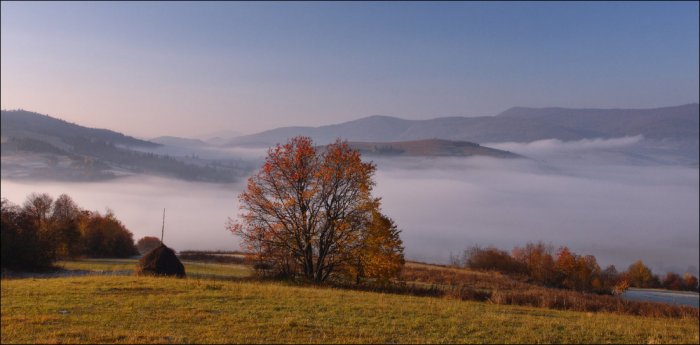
(622, 288), (699, 308)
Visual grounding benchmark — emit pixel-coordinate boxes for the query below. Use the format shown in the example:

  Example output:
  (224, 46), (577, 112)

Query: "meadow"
(1, 259), (699, 344)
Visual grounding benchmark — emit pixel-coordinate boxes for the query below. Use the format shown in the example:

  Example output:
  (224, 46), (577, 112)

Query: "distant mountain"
(195, 129), (244, 146)
(150, 136), (209, 148)
(1, 110), (244, 182)
(344, 139), (522, 158)
(227, 104), (699, 146)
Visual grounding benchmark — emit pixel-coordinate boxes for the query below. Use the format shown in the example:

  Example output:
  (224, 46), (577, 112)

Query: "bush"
(136, 236), (162, 255)
(461, 245), (526, 275)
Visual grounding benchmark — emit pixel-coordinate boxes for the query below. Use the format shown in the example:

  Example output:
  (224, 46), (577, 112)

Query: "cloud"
(485, 135), (644, 157)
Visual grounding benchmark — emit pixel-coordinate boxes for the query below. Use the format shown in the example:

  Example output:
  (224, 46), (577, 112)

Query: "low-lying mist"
(373, 156), (698, 275)
(1, 137), (697, 275)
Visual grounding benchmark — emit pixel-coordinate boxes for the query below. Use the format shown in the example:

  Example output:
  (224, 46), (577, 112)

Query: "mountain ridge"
(227, 104), (699, 147)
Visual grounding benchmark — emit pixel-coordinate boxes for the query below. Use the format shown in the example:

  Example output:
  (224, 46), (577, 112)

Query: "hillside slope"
(2, 275), (697, 344)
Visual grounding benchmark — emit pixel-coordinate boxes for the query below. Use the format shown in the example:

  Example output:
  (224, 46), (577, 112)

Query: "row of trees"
(626, 260), (698, 292)
(452, 242), (699, 294)
(1, 193), (138, 271)
(229, 137), (405, 284)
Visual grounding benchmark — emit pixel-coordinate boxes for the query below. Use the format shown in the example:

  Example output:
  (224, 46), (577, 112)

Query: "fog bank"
(372, 156), (698, 275)
(2, 141), (698, 274)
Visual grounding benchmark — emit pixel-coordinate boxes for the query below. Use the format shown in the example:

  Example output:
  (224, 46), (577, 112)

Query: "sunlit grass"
(2, 274), (698, 344)
(56, 258), (252, 279)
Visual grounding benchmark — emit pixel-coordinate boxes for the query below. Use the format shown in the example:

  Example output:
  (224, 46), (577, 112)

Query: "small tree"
(555, 247), (578, 289)
(599, 265), (620, 293)
(512, 242), (558, 286)
(626, 260), (654, 288)
(51, 194), (82, 258)
(136, 236), (162, 254)
(349, 209), (405, 284)
(662, 272), (683, 290)
(682, 273), (699, 292)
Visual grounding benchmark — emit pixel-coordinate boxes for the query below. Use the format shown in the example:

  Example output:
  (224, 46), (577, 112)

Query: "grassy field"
(56, 259), (252, 279)
(2, 260), (699, 344)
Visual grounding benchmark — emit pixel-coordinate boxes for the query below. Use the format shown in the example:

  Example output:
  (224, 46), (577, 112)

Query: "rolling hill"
(344, 139), (522, 158)
(1, 110), (243, 182)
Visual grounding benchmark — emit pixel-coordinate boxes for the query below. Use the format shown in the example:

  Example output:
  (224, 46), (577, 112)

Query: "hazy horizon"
(2, 2), (698, 138)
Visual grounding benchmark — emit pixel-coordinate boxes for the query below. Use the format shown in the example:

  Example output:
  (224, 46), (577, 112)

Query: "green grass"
(2, 274), (698, 344)
(56, 258), (252, 279)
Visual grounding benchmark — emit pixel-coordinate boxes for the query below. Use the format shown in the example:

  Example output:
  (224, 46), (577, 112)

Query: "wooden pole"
(161, 208), (165, 243)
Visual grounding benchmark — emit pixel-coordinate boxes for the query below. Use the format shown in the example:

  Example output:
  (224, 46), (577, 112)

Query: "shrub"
(461, 245), (526, 275)
(136, 236), (162, 255)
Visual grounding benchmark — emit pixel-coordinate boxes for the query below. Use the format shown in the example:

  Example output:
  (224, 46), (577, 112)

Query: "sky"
(1, 1), (698, 138)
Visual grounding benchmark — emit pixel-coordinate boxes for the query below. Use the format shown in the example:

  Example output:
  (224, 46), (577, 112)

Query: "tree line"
(451, 242), (699, 294)
(1, 193), (138, 271)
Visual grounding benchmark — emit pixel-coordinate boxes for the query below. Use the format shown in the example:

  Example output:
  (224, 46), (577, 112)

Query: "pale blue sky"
(2, 1), (698, 137)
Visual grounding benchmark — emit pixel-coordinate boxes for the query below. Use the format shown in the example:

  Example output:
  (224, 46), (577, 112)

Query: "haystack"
(137, 244), (185, 278)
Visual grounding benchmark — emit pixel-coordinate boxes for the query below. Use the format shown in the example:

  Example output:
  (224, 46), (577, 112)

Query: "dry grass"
(398, 262), (699, 319)
(178, 251), (247, 265)
(2, 275), (699, 344)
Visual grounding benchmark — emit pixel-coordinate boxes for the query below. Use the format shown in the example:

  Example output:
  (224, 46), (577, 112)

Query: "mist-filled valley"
(2, 135), (697, 276)
(3, 3), (699, 343)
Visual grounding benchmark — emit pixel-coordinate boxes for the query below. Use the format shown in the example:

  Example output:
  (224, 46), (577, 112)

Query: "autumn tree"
(662, 272), (683, 290)
(230, 136), (403, 283)
(512, 242), (558, 286)
(79, 210), (138, 258)
(348, 209), (405, 284)
(22, 193), (54, 233)
(682, 273), (699, 292)
(50, 194), (83, 258)
(555, 246), (578, 289)
(136, 236), (162, 254)
(600, 265), (621, 292)
(626, 260), (654, 288)
(1, 198), (56, 270)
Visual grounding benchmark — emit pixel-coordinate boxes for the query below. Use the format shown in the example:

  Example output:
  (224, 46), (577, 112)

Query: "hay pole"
(161, 208), (165, 243)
